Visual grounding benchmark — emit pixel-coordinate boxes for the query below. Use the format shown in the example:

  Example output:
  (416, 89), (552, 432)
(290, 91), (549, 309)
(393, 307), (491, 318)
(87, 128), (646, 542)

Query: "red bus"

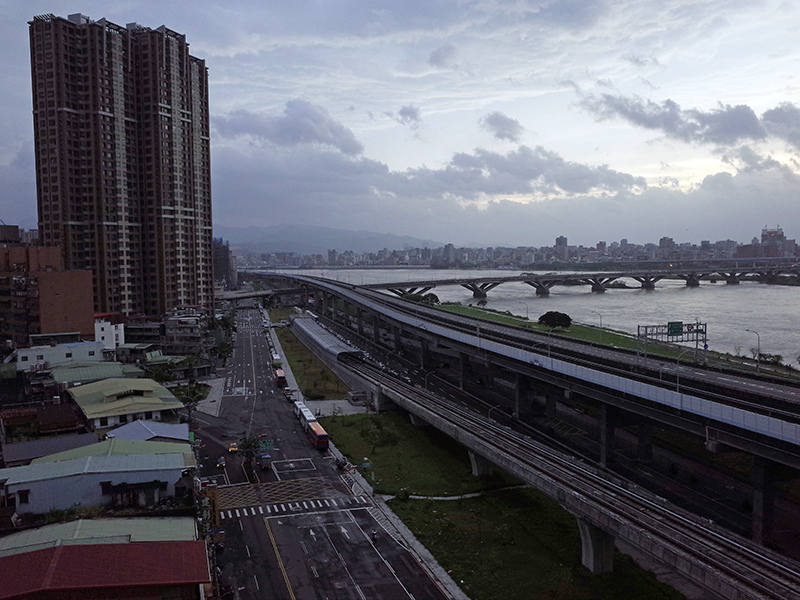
(306, 421), (329, 450)
(275, 369), (287, 387)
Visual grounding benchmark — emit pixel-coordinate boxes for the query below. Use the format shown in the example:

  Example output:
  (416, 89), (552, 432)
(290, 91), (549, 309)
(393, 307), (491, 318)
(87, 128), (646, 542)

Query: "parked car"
(283, 388), (296, 402)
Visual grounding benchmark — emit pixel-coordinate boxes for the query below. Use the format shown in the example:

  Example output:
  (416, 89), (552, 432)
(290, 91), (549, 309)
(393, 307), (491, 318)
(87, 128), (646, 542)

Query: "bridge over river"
(362, 260), (800, 297)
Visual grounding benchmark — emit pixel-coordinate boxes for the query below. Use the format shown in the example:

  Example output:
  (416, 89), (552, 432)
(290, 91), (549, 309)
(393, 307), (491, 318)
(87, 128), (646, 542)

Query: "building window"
(20, 356), (28, 362)
(65, 353), (72, 358)
(89, 351), (95, 356)
(99, 417), (108, 427)
(36, 355), (44, 360)
(17, 490), (30, 504)
(144, 412), (152, 419)
(119, 414), (128, 423)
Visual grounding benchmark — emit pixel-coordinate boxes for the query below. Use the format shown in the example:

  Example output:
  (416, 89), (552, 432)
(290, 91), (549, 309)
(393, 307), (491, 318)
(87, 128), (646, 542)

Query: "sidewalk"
(196, 377), (224, 417)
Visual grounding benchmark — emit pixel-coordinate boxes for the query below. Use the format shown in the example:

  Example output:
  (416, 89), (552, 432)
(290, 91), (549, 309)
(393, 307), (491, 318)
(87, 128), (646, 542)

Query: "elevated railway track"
(343, 356), (800, 600)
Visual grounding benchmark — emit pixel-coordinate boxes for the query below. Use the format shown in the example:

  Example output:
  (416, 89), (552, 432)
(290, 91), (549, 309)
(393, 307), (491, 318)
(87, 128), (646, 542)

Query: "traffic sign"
(667, 321), (683, 336)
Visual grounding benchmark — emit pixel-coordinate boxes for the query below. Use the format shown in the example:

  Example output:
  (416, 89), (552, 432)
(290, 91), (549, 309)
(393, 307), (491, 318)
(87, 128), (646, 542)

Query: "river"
(278, 268), (800, 364)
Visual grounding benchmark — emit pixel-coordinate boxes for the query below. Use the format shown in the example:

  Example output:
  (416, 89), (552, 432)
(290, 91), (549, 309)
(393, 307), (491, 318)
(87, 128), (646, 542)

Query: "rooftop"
(31, 438), (192, 464)
(0, 541), (209, 599)
(0, 453), (195, 487)
(50, 361), (144, 384)
(107, 419), (189, 443)
(0, 517), (197, 558)
(68, 378), (182, 419)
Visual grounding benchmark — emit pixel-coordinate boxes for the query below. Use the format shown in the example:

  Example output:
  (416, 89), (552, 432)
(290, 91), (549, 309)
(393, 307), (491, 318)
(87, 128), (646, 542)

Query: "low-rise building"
(107, 420), (190, 444)
(67, 378), (184, 431)
(0, 540), (209, 599)
(0, 451), (195, 513)
(94, 313), (126, 350)
(14, 341), (105, 373)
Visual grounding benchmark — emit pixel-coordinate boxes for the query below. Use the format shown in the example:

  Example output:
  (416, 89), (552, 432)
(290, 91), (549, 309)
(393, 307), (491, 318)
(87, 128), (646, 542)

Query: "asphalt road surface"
(194, 308), (450, 599)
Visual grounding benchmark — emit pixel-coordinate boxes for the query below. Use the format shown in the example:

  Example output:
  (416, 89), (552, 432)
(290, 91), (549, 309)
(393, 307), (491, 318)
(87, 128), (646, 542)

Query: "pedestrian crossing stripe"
(218, 496), (369, 520)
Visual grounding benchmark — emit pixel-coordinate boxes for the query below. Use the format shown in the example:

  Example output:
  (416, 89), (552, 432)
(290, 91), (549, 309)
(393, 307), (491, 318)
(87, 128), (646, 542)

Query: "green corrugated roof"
(51, 362), (144, 384)
(69, 378), (182, 419)
(0, 517), (197, 558)
(31, 438), (192, 464)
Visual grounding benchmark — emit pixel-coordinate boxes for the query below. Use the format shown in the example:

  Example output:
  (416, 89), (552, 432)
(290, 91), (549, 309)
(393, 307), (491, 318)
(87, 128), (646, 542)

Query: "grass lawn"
(322, 411), (686, 600)
(268, 308), (351, 400)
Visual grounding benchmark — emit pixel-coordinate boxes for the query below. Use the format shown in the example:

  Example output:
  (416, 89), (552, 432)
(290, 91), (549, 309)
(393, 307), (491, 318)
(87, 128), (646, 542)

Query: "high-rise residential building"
(29, 13), (212, 317)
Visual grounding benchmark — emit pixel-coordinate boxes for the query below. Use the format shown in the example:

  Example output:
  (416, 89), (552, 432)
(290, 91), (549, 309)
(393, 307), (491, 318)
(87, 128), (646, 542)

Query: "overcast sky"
(3, 1), (800, 247)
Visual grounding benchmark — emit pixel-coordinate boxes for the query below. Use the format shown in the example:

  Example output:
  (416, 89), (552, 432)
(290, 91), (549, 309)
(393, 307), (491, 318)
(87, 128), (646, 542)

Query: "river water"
(280, 268), (800, 363)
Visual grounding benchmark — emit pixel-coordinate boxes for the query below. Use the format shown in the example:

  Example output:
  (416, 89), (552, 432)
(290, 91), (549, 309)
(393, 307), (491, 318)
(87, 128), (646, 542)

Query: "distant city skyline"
(235, 226), (796, 267)
(3, 3), (800, 247)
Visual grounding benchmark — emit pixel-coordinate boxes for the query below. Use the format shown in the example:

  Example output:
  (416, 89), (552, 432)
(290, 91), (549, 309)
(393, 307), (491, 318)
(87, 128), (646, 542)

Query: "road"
(194, 308), (450, 600)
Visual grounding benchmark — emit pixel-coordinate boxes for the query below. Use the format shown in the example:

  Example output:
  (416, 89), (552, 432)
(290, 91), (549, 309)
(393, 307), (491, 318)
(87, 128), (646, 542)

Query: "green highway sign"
(667, 321), (684, 336)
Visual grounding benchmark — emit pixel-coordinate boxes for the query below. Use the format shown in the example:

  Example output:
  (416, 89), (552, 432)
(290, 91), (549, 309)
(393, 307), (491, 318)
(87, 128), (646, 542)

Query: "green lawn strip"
(268, 309), (350, 399)
(320, 412), (513, 496)
(323, 411), (685, 600)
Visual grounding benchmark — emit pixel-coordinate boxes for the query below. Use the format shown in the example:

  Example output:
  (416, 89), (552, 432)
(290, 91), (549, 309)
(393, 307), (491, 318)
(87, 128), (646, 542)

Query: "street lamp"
(518, 301), (529, 319)
(745, 329), (761, 373)
(590, 310), (603, 328)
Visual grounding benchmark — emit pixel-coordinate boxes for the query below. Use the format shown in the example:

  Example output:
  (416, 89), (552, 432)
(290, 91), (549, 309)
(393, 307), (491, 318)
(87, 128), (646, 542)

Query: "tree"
(538, 311), (572, 329)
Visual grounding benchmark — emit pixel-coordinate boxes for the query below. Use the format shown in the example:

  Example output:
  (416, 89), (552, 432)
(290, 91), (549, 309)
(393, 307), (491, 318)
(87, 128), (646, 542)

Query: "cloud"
(386, 105), (423, 130)
(428, 43), (459, 69)
(761, 103), (800, 150)
(213, 99), (363, 156)
(580, 94), (767, 146)
(480, 112), (524, 143)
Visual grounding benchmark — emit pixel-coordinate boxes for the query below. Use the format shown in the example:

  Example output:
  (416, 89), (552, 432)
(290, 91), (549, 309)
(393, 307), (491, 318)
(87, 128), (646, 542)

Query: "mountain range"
(213, 224), (443, 255)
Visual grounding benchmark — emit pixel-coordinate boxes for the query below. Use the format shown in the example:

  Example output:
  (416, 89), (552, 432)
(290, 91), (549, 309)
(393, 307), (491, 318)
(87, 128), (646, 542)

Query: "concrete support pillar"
(637, 421), (653, 464)
(575, 517), (615, 573)
(393, 325), (402, 354)
(372, 315), (381, 344)
(600, 404), (617, 468)
(468, 451), (493, 476)
(459, 352), (469, 390)
(751, 456), (776, 544)
(544, 393), (556, 419)
(357, 307), (364, 336)
(420, 338), (431, 370)
(513, 372), (528, 419)
(408, 412), (426, 427)
(320, 292), (329, 318)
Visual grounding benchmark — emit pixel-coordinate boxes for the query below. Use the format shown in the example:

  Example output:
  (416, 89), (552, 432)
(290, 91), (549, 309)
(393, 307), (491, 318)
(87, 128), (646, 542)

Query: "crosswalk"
(219, 495), (370, 520)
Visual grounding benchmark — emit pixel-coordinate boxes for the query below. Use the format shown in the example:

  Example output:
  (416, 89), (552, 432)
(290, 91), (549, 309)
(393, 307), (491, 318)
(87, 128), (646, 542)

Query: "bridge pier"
(751, 456), (776, 544)
(631, 275), (663, 290)
(575, 517), (615, 573)
(719, 272), (742, 285)
(386, 286), (434, 297)
(468, 451), (494, 476)
(678, 273), (702, 287)
(523, 280), (556, 296)
(584, 277), (618, 293)
(461, 282), (501, 299)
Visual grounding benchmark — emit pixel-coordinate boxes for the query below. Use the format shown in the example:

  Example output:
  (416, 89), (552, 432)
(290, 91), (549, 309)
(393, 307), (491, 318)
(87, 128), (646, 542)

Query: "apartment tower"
(29, 13), (212, 317)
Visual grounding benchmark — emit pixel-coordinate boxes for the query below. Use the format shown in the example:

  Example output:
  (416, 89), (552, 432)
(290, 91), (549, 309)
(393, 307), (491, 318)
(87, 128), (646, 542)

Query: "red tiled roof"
(0, 540), (209, 599)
